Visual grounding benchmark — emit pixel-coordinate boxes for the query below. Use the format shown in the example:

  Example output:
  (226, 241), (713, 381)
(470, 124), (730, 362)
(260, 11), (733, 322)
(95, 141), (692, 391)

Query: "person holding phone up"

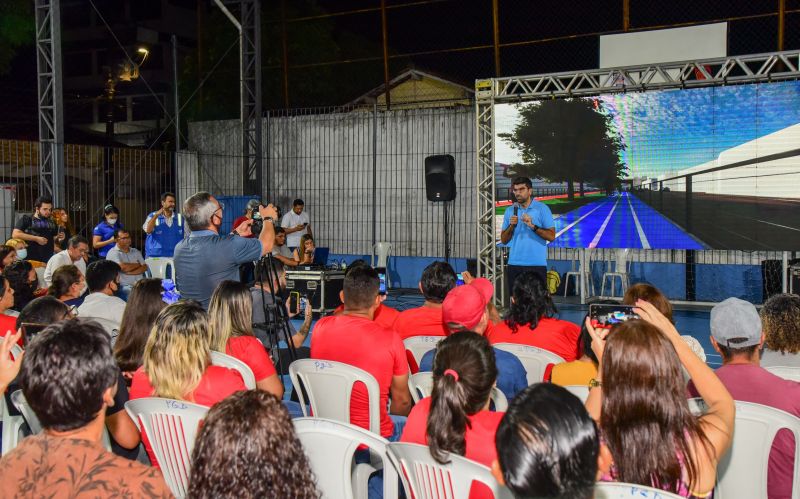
(500, 177), (555, 298)
(281, 199), (312, 253)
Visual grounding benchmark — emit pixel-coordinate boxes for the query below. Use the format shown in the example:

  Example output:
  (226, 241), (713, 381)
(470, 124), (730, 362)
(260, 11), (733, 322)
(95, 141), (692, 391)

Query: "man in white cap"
(688, 297), (800, 499)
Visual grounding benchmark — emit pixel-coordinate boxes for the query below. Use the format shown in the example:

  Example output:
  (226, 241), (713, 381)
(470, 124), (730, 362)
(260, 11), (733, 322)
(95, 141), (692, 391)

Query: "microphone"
(513, 205), (518, 217)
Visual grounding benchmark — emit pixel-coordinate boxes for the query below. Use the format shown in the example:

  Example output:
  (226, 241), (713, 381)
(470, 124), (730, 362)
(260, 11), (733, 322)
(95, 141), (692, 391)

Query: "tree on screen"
(499, 98), (627, 199)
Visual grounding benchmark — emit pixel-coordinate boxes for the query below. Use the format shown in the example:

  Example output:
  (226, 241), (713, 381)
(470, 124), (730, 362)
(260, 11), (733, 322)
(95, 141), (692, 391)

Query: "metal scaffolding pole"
(35, 0), (65, 206)
(215, 0), (263, 197)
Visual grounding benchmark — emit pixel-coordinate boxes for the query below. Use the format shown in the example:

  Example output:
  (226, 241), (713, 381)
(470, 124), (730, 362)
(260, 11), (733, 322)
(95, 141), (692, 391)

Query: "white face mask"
(107, 217), (118, 225)
(16, 249), (27, 260)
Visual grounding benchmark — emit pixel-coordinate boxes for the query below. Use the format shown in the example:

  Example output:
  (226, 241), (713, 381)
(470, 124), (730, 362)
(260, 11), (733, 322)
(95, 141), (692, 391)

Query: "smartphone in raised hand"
(589, 304), (639, 329)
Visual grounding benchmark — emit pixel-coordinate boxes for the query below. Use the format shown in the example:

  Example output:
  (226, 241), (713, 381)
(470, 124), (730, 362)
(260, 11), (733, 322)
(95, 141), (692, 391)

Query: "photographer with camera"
(174, 192), (277, 308)
(232, 199), (261, 239)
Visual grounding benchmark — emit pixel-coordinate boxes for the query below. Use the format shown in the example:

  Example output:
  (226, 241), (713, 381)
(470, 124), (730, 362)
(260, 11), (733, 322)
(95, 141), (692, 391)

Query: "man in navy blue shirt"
(419, 277), (528, 400)
(174, 192), (278, 308)
(500, 176), (555, 297)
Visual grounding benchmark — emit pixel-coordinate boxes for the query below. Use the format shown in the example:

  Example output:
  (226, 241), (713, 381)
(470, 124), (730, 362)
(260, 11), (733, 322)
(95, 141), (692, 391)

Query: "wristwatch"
(589, 378), (603, 388)
(531, 224), (539, 232)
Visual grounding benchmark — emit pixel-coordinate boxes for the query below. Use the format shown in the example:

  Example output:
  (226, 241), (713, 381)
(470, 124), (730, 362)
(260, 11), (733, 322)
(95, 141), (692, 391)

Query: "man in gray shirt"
(271, 227), (297, 267)
(106, 229), (147, 296)
(174, 192), (278, 308)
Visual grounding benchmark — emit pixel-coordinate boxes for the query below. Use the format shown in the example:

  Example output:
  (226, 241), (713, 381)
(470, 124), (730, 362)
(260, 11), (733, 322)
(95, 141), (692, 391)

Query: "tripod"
(253, 253), (298, 375)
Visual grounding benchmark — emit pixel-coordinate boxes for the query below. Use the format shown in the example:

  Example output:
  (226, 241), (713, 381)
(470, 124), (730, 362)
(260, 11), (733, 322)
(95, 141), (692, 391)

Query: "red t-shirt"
(129, 365), (246, 467)
(310, 314), (408, 437)
(0, 314), (22, 346)
(393, 306), (448, 340)
(401, 397), (503, 499)
(332, 303), (400, 330)
(232, 215), (255, 238)
(225, 335), (277, 382)
(487, 317), (581, 362)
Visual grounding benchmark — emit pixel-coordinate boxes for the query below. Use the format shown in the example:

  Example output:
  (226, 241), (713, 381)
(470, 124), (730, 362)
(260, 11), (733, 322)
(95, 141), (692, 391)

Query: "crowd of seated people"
(1, 225), (799, 499)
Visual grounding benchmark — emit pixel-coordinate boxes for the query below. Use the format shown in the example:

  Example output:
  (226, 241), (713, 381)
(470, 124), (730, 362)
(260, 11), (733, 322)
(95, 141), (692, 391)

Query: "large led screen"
(494, 81), (800, 250)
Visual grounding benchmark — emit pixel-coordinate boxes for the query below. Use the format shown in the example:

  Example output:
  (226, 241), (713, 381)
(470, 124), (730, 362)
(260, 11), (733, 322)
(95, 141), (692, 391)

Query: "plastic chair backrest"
(372, 242), (392, 269)
(613, 249), (629, 274)
(289, 359), (382, 435)
(210, 350), (257, 389)
(714, 401), (800, 499)
(594, 482), (684, 499)
(125, 397), (209, 499)
(387, 442), (513, 499)
(408, 371), (508, 411)
(144, 257), (175, 280)
(10, 389), (114, 451)
(403, 336), (443, 370)
(563, 384), (590, 403)
(295, 417), (399, 499)
(492, 343), (565, 385)
(764, 365), (800, 382)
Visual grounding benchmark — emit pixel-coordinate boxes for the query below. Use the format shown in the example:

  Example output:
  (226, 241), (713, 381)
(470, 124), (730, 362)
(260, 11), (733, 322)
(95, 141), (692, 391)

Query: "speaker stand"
(443, 200), (451, 264)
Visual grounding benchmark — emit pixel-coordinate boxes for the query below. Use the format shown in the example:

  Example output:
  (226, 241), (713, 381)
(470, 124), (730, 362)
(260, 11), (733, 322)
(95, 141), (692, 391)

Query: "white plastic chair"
(403, 335), (443, 371)
(408, 371), (509, 411)
(210, 350), (257, 389)
(144, 257), (175, 280)
(600, 249), (630, 297)
(563, 384), (590, 403)
(387, 442), (513, 499)
(594, 482), (683, 498)
(34, 266), (46, 288)
(714, 401), (800, 499)
(125, 397), (209, 499)
(1, 345), (25, 455)
(9, 390), (113, 451)
(371, 242), (392, 289)
(295, 417), (399, 499)
(563, 248), (594, 297)
(492, 343), (565, 385)
(289, 359), (382, 435)
(764, 366), (800, 382)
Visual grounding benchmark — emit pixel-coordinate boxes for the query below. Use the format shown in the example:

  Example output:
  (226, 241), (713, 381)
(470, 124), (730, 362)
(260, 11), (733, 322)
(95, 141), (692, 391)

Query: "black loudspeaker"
(425, 155), (456, 202)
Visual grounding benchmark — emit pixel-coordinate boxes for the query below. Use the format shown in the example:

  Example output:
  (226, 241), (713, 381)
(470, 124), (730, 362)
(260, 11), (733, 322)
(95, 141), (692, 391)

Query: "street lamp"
(102, 46), (149, 203)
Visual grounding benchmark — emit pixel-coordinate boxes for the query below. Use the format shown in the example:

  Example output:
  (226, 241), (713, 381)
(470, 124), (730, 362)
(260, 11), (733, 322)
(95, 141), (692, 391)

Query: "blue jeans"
(283, 400), (306, 419)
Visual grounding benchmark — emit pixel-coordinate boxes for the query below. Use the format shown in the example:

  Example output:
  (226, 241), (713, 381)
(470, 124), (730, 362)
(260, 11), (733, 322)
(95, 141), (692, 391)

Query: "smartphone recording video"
(288, 291), (301, 315)
(456, 273), (465, 286)
(378, 272), (387, 295)
(589, 304), (639, 328)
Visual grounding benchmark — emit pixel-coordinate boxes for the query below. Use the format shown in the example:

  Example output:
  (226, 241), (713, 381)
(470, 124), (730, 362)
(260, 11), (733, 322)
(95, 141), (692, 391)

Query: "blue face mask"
(16, 248), (27, 260)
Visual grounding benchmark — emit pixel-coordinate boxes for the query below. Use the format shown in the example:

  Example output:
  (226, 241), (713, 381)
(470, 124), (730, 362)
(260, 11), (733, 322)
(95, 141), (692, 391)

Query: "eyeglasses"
(66, 305), (78, 318)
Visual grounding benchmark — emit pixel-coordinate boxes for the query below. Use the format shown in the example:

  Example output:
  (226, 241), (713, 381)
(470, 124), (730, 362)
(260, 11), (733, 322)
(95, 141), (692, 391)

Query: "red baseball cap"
(442, 278), (494, 330)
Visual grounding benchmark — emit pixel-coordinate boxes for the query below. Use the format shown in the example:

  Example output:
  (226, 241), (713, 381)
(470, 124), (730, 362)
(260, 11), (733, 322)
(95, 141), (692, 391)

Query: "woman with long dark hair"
(113, 278), (167, 379)
(585, 301), (735, 497)
(3, 260), (38, 312)
(493, 383), (608, 499)
(401, 331), (501, 497)
(0, 245), (17, 273)
(187, 390), (319, 499)
(487, 270), (581, 361)
(208, 280), (283, 397)
(92, 204), (122, 258)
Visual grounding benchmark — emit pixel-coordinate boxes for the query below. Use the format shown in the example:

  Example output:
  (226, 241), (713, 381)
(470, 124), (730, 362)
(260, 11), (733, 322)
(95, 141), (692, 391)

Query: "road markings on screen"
(589, 195), (622, 248)
(553, 197), (614, 239)
(627, 192), (651, 249)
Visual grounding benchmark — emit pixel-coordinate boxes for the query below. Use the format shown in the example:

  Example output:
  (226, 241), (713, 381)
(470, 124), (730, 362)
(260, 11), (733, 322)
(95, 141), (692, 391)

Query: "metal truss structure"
(216, 0), (262, 196)
(35, 0), (64, 206)
(475, 50), (800, 305)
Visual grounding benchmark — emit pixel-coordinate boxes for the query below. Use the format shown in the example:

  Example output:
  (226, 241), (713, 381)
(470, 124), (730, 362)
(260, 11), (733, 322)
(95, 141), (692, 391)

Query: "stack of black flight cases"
(285, 268), (345, 314)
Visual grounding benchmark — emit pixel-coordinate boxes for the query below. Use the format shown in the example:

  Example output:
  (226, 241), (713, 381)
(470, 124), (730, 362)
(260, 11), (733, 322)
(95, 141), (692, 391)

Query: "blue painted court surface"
(550, 192), (705, 250)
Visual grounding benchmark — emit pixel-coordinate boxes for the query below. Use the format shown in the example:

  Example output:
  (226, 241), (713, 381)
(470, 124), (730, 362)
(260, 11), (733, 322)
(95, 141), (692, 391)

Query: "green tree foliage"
(0, 0), (34, 75)
(500, 98), (627, 199)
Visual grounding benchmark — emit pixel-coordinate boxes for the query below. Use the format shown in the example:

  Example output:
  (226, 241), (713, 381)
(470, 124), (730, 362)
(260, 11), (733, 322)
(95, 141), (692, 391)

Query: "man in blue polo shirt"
(174, 192), (278, 308)
(142, 192), (184, 258)
(500, 176), (555, 295)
